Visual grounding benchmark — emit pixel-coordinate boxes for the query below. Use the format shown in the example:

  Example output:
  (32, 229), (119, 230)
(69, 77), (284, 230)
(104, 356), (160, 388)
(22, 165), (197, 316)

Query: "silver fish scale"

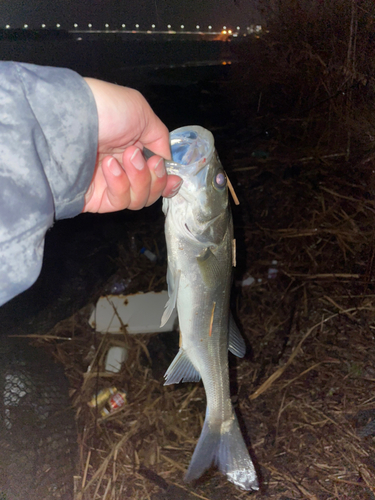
(161, 126), (259, 491)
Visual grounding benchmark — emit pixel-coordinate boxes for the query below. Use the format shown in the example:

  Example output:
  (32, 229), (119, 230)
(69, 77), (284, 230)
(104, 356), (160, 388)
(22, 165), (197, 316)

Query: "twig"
(250, 308), (366, 400)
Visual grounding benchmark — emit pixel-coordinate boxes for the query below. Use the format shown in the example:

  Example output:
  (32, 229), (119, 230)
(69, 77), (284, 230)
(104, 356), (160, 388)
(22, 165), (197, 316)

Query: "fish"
(156, 126), (259, 491)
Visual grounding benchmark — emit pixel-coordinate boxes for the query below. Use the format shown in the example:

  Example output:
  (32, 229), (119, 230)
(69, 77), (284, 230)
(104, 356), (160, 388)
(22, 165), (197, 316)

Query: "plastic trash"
(89, 291), (178, 334)
(140, 247), (158, 263)
(236, 276), (255, 287)
(105, 345), (128, 373)
(268, 260), (278, 279)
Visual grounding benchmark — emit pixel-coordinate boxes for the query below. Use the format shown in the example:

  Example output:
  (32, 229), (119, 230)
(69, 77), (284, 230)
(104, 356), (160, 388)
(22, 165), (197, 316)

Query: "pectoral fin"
(197, 247), (223, 288)
(160, 269), (181, 327)
(164, 349), (201, 385)
(228, 315), (246, 358)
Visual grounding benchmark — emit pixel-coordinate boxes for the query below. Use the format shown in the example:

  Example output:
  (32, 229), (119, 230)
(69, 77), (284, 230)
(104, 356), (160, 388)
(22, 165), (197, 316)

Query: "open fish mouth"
(170, 126), (214, 170)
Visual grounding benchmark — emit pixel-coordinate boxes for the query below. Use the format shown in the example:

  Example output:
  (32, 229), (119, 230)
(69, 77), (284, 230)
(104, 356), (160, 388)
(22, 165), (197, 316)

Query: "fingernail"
(130, 148), (145, 171)
(166, 179), (183, 198)
(154, 158), (166, 178)
(108, 157), (122, 177)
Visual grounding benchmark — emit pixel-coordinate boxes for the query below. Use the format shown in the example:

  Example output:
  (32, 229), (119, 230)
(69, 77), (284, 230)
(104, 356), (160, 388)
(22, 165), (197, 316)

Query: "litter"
(89, 291), (178, 334)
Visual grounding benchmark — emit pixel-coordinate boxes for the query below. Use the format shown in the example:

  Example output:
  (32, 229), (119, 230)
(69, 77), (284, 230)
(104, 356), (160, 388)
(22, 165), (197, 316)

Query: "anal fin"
(164, 349), (201, 385)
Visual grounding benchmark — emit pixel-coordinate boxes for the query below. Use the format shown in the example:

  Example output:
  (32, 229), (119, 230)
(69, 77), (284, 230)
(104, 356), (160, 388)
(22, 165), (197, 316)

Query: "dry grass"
(29, 3), (375, 497)
(28, 140), (375, 499)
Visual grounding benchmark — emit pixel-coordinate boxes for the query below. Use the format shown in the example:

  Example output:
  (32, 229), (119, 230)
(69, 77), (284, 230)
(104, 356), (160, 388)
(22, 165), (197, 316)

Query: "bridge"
(0, 23), (262, 43)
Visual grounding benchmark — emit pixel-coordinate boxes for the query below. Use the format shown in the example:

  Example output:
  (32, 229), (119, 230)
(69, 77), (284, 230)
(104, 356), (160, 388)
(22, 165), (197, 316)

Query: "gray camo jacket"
(0, 62), (98, 306)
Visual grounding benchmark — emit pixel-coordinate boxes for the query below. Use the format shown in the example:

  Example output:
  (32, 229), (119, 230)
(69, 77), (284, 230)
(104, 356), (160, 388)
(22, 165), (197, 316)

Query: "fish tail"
(184, 411), (259, 491)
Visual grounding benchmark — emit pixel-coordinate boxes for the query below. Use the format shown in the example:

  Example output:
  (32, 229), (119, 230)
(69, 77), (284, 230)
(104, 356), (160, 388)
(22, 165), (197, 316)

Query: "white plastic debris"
(105, 346), (128, 373)
(236, 276), (255, 287)
(267, 260), (278, 279)
(140, 247), (158, 262)
(89, 291), (178, 334)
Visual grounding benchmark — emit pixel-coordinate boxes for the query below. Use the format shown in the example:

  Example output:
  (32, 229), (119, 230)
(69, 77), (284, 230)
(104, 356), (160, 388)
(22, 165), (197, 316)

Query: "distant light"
(135, 24), (139, 28)
(151, 24), (155, 28)
(41, 24), (46, 28)
(196, 25), (200, 29)
(88, 23), (92, 28)
(105, 24), (109, 28)
(223, 26), (226, 30)
(23, 24), (28, 29)
(56, 24), (60, 28)
(122, 24), (126, 28)
(5, 25), (10, 29)
(222, 30), (227, 34)
(236, 26), (240, 30)
(167, 24), (171, 29)
(73, 23), (78, 28)
(228, 29), (232, 34)
(208, 25), (212, 30)
(180, 24), (184, 29)
(77, 37), (82, 41)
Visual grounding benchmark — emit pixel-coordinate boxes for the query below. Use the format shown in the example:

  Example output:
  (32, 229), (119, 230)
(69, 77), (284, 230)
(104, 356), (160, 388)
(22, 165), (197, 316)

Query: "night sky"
(0, 0), (260, 31)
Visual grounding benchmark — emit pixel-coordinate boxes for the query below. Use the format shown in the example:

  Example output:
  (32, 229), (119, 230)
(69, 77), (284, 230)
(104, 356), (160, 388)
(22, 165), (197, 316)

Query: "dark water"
(0, 37), (242, 336)
(0, 36), (234, 78)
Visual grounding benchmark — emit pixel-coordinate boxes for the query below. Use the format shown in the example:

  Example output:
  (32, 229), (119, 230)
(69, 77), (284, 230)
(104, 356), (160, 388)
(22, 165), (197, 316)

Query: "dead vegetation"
(30, 1), (375, 498)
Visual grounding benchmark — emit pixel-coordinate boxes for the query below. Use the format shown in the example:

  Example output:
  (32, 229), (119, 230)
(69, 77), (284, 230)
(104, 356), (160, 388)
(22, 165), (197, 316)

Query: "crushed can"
(88, 386), (118, 408)
(101, 391), (127, 417)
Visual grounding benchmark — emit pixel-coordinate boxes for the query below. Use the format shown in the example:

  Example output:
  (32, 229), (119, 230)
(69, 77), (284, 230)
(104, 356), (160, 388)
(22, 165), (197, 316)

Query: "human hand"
(82, 78), (182, 213)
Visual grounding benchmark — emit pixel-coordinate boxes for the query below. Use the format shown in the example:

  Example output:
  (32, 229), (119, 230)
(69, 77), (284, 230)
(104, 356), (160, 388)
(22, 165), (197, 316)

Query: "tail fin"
(184, 412), (259, 491)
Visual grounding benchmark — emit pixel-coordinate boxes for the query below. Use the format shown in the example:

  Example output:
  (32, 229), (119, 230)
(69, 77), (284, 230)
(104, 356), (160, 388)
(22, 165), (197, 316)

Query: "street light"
(88, 23), (92, 28)
(208, 25), (212, 30)
(41, 24), (46, 28)
(196, 25), (200, 29)
(23, 24), (28, 29)
(5, 25), (10, 29)
(56, 24), (61, 28)
(105, 23), (109, 28)
(167, 24), (171, 29)
(180, 25), (184, 29)
(135, 24), (139, 28)
(74, 23), (78, 28)
(151, 24), (155, 28)
(122, 24), (126, 28)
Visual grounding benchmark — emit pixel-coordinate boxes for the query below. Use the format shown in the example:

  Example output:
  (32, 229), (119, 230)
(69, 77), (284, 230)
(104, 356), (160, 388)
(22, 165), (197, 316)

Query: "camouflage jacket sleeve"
(0, 62), (98, 306)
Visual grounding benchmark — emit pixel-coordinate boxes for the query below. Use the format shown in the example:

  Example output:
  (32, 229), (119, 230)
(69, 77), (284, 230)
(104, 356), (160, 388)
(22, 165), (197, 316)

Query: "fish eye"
(213, 170), (227, 190)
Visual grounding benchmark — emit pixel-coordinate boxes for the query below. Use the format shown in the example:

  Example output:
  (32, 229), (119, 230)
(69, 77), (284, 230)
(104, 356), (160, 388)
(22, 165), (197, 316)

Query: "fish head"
(164, 126), (230, 245)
